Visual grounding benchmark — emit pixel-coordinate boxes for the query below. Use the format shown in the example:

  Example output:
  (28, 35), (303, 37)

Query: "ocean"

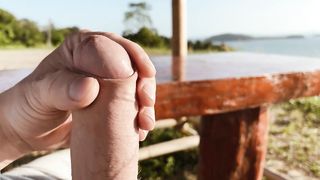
(225, 37), (320, 58)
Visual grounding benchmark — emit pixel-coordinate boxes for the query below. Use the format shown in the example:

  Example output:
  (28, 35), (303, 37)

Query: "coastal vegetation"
(0, 9), (78, 47)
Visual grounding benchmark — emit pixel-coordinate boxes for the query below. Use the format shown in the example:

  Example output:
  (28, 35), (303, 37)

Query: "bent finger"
(36, 69), (99, 111)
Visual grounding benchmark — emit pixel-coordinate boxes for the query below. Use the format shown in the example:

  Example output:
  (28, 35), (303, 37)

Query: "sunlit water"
(226, 37), (320, 58)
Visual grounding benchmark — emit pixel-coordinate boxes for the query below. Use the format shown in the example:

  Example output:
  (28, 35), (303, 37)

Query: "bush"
(0, 9), (15, 24)
(0, 9), (16, 45)
(51, 27), (79, 46)
(188, 40), (232, 52)
(0, 9), (44, 47)
(124, 27), (169, 48)
(12, 19), (44, 47)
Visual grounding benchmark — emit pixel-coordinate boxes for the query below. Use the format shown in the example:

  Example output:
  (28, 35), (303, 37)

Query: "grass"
(267, 98), (320, 178)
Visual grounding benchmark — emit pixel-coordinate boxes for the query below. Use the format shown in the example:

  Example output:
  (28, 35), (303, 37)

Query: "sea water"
(226, 37), (320, 58)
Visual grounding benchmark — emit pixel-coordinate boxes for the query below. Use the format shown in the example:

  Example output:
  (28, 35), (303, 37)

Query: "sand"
(0, 49), (53, 70)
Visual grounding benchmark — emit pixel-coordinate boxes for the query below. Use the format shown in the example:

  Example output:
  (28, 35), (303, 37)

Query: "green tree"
(0, 9), (15, 24)
(0, 9), (16, 45)
(0, 8), (79, 47)
(12, 19), (44, 47)
(51, 26), (79, 46)
(124, 1), (152, 35)
(124, 27), (167, 48)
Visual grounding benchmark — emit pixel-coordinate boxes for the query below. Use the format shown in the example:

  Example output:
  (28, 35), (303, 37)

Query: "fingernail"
(145, 108), (155, 130)
(69, 77), (86, 101)
(143, 83), (155, 103)
(140, 130), (148, 141)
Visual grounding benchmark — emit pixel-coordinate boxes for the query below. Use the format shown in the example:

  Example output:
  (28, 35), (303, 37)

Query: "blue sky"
(1, 0), (320, 39)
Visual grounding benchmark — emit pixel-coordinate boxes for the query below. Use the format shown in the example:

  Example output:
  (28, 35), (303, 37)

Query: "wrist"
(0, 89), (28, 169)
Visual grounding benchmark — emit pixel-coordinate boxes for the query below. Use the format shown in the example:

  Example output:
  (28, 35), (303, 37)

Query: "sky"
(1, 0), (320, 39)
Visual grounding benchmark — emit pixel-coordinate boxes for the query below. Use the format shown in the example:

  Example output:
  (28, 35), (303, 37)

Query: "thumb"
(37, 69), (99, 111)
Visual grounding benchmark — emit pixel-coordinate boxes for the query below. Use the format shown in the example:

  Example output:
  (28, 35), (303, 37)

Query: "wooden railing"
(1, 52), (320, 180)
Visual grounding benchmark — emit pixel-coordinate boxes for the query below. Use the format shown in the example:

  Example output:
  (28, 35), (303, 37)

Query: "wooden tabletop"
(154, 52), (320, 118)
(153, 52), (320, 82)
(1, 52), (320, 119)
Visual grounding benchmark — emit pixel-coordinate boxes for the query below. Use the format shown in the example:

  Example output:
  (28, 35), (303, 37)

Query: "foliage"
(139, 128), (198, 179)
(281, 97), (320, 126)
(0, 8), (78, 47)
(0, 9), (16, 45)
(124, 1), (152, 35)
(51, 27), (79, 46)
(0, 9), (16, 24)
(12, 19), (44, 47)
(124, 27), (233, 53)
(188, 40), (233, 52)
(124, 27), (168, 48)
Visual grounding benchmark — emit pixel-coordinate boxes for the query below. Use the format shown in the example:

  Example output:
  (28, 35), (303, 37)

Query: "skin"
(0, 31), (156, 170)
(72, 35), (139, 179)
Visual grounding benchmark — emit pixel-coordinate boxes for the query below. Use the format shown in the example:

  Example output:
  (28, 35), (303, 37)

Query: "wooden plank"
(172, 0), (187, 81)
(198, 107), (269, 180)
(156, 70), (320, 119)
(139, 135), (199, 160)
(155, 119), (178, 129)
(264, 168), (289, 180)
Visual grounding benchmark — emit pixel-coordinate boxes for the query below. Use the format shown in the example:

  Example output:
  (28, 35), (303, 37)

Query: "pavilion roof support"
(172, 0), (187, 81)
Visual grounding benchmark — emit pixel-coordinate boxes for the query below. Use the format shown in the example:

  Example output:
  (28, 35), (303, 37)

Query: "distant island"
(285, 35), (304, 39)
(207, 33), (305, 42)
(207, 33), (254, 42)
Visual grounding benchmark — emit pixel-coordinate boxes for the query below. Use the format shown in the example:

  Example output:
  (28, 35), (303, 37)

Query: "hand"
(0, 31), (156, 156)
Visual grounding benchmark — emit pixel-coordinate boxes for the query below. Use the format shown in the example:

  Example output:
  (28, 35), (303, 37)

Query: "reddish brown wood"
(198, 107), (269, 180)
(172, 0), (187, 81)
(172, 56), (185, 81)
(155, 71), (320, 119)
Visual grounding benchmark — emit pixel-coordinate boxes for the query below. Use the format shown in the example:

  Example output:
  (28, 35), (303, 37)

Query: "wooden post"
(198, 107), (269, 180)
(172, 0), (187, 81)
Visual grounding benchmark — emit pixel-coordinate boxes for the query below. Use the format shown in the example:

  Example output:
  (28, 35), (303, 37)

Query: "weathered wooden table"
(1, 52), (320, 180)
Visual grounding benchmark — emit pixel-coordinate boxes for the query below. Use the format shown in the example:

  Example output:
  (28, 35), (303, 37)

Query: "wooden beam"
(198, 107), (269, 180)
(172, 0), (187, 81)
(155, 119), (178, 129)
(139, 136), (199, 160)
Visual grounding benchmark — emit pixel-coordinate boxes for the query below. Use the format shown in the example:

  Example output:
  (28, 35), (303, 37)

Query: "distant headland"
(207, 33), (307, 42)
